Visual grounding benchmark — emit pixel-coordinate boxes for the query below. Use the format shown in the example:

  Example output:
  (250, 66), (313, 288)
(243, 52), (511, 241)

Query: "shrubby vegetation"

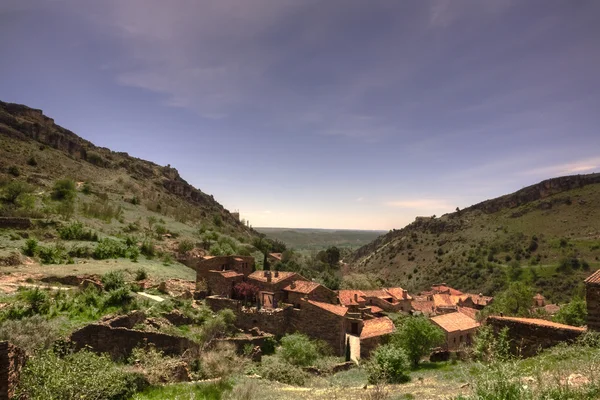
(365, 343), (411, 384)
(391, 316), (445, 367)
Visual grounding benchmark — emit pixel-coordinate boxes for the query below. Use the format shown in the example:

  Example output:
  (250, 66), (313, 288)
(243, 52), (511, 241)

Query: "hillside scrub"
(58, 221), (98, 241)
(365, 343), (411, 384)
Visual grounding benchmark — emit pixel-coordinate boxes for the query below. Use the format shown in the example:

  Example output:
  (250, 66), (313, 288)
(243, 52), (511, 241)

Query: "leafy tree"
(471, 325), (511, 362)
(553, 296), (587, 327)
(391, 316), (444, 367)
(51, 179), (76, 201)
(488, 282), (534, 317)
(2, 181), (33, 205)
(325, 246), (341, 266)
(507, 260), (522, 281)
(233, 282), (259, 304)
(279, 333), (320, 367)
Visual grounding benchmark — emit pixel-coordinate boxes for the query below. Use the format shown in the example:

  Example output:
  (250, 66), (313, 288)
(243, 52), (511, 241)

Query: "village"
(184, 253), (600, 361)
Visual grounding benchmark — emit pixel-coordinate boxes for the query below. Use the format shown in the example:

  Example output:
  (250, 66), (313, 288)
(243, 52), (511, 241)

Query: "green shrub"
(93, 238), (128, 259)
(81, 199), (122, 222)
(104, 286), (134, 307)
(135, 268), (148, 281)
(3, 180), (33, 204)
(140, 240), (155, 259)
(102, 270), (126, 291)
(0, 315), (63, 353)
(68, 244), (93, 258)
(178, 239), (195, 254)
(261, 336), (277, 356)
(51, 178), (77, 201)
(20, 287), (51, 315)
(27, 156), (38, 167)
(82, 182), (92, 195)
(58, 221), (98, 241)
(213, 214), (223, 227)
(8, 165), (20, 176)
(366, 343), (411, 384)
(17, 349), (146, 400)
(391, 316), (445, 367)
(155, 225), (167, 235)
(258, 355), (309, 386)
(279, 333), (320, 367)
(38, 244), (70, 264)
(22, 238), (39, 256)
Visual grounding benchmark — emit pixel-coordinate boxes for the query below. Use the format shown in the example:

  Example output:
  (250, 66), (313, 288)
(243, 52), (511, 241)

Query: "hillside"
(0, 100), (259, 275)
(351, 174), (600, 302)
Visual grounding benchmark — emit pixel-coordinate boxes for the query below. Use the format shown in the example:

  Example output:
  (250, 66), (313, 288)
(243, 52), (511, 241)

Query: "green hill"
(351, 174), (600, 303)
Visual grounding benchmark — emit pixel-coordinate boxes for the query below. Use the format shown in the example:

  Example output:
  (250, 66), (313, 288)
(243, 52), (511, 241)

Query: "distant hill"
(351, 174), (600, 303)
(257, 227), (385, 251)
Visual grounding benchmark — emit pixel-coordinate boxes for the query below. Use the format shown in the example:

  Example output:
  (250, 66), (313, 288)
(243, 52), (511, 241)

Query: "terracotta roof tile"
(362, 289), (392, 299)
(543, 304), (561, 314)
(283, 280), (321, 294)
(457, 306), (479, 320)
(431, 312), (480, 332)
(306, 300), (348, 316)
(360, 317), (395, 339)
(585, 269), (600, 284)
(490, 316), (585, 332)
(411, 300), (435, 314)
(269, 253), (283, 261)
(432, 285), (463, 296)
(433, 294), (454, 307)
(218, 271), (243, 278)
(385, 287), (412, 301)
(369, 306), (384, 314)
(247, 270), (297, 284)
(338, 290), (366, 306)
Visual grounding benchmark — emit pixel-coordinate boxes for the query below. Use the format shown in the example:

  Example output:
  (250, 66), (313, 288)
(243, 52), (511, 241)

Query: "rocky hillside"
(351, 174), (600, 302)
(0, 100), (256, 238)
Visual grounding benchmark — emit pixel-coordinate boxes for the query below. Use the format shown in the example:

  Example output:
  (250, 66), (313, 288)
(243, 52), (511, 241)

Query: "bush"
(51, 178), (77, 201)
(93, 238), (128, 259)
(279, 333), (320, 367)
(27, 156), (38, 167)
(17, 349), (146, 400)
(366, 344), (411, 384)
(258, 355), (309, 386)
(135, 268), (148, 281)
(38, 244), (70, 264)
(8, 165), (20, 176)
(261, 336), (277, 356)
(553, 296), (587, 327)
(178, 239), (195, 254)
(104, 286), (134, 307)
(197, 342), (243, 380)
(58, 221), (98, 241)
(140, 240), (155, 259)
(0, 315), (63, 353)
(102, 270), (126, 291)
(2, 180), (33, 204)
(391, 316), (445, 367)
(22, 238), (39, 256)
(82, 182), (92, 195)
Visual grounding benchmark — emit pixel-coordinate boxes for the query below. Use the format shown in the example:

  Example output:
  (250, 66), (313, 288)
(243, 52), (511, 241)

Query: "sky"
(1, 0), (599, 230)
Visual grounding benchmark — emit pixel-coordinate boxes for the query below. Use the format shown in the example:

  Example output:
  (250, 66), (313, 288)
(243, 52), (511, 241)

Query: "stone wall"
(289, 300), (348, 356)
(195, 256), (254, 282)
(212, 334), (274, 354)
(70, 324), (200, 360)
(487, 316), (585, 357)
(365, 296), (411, 313)
(206, 271), (242, 297)
(360, 335), (390, 359)
(0, 341), (27, 400)
(586, 282), (600, 331)
(0, 217), (31, 230)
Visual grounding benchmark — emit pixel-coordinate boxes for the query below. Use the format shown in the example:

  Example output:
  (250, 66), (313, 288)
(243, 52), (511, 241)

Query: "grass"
(132, 381), (233, 400)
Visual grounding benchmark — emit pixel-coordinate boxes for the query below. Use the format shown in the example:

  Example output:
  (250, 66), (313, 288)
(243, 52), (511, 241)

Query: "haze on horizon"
(1, 0), (599, 230)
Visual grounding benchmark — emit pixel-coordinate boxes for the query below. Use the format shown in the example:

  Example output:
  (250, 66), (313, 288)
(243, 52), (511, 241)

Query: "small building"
(359, 317), (396, 358)
(431, 312), (480, 351)
(247, 270), (305, 309)
(585, 269), (600, 331)
(282, 280), (337, 307)
(206, 270), (244, 297)
(192, 255), (254, 284)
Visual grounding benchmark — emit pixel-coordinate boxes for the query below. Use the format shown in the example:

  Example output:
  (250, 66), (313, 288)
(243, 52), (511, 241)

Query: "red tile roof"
(543, 304), (561, 315)
(307, 300), (348, 316)
(431, 312), (480, 332)
(362, 289), (392, 299)
(411, 300), (435, 314)
(433, 293), (454, 307)
(360, 317), (395, 339)
(585, 269), (600, 284)
(432, 285), (464, 296)
(385, 287), (412, 301)
(457, 306), (479, 320)
(247, 270), (297, 284)
(369, 306), (384, 314)
(283, 280), (321, 294)
(489, 316), (586, 332)
(338, 290), (366, 306)
(217, 270), (243, 278)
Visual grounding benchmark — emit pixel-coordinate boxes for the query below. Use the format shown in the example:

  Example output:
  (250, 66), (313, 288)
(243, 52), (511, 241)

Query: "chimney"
(354, 293), (358, 302)
(266, 271), (272, 283)
(263, 270), (268, 277)
(291, 281), (296, 289)
(274, 270), (279, 278)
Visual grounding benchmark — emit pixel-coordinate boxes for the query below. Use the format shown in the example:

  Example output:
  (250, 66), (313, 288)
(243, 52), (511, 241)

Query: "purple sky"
(1, 0), (599, 229)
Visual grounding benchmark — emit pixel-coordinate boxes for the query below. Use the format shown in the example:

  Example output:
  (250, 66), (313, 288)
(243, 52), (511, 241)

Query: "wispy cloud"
(385, 199), (454, 210)
(522, 158), (600, 177)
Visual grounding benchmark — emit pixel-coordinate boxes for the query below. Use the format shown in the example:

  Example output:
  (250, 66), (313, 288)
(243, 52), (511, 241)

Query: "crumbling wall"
(289, 301), (347, 356)
(0, 341), (27, 400)
(487, 316), (585, 357)
(70, 324), (199, 360)
(586, 282), (600, 331)
(0, 218), (31, 230)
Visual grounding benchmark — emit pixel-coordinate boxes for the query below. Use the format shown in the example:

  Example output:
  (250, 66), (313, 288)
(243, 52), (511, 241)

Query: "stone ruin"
(0, 341), (27, 400)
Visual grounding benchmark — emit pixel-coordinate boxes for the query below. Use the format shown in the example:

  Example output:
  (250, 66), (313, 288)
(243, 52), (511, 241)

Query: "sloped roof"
(489, 316), (585, 332)
(433, 293), (455, 307)
(543, 304), (561, 315)
(369, 306), (384, 314)
(247, 270), (297, 284)
(338, 290), (366, 306)
(585, 269), (600, 284)
(457, 306), (479, 320)
(283, 280), (321, 294)
(306, 300), (348, 317)
(386, 287), (412, 301)
(217, 270), (243, 278)
(431, 312), (480, 332)
(432, 285), (464, 296)
(412, 300), (435, 314)
(362, 289), (392, 299)
(360, 317), (395, 339)
(269, 253), (283, 261)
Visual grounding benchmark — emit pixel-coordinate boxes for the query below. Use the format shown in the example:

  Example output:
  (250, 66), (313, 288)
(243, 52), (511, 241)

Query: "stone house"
(339, 287), (412, 313)
(247, 270), (305, 309)
(430, 311), (480, 351)
(282, 280), (337, 307)
(586, 269), (600, 331)
(191, 255), (254, 285)
(206, 270), (244, 297)
(359, 317), (396, 358)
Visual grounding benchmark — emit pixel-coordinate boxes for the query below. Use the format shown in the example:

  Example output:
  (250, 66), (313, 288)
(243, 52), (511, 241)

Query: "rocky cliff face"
(0, 100), (252, 234)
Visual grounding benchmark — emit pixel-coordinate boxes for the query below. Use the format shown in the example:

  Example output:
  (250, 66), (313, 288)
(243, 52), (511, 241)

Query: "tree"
(325, 246), (341, 266)
(366, 343), (411, 383)
(553, 297), (587, 327)
(51, 179), (76, 201)
(488, 282), (534, 317)
(391, 316), (444, 367)
(279, 333), (320, 367)
(2, 181), (33, 205)
(233, 282), (259, 305)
